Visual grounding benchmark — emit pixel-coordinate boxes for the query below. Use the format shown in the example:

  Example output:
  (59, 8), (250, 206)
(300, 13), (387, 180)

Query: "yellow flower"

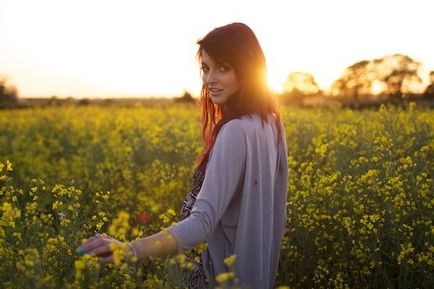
(109, 242), (126, 265)
(13, 232), (22, 241)
(75, 259), (85, 270)
(2, 202), (12, 212)
(108, 211), (131, 241)
(52, 201), (63, 210)
(397, 243), (415, 265)
(215, 272), (234, 284)
(223, 254), (237, 266)
(153, 240), (161, 248)
(6, 160), (13, 171)
(74, 259), (85, 280)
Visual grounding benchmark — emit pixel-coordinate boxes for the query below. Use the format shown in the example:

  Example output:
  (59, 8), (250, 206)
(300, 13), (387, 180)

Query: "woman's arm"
(78, 121), (246, 263)
(130, 229), (179, 261)
(76, 229), (179, 264)
(167, 121), (247, 253)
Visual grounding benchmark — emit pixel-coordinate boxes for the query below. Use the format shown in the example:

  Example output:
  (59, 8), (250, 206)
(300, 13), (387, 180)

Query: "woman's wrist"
(128, 230), (179, 262)
(127, 239), (145, 263)
(127, 241), (138, 262)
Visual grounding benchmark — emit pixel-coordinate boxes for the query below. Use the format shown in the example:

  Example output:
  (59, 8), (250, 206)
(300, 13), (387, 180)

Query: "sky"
(0, 0), (433, 98)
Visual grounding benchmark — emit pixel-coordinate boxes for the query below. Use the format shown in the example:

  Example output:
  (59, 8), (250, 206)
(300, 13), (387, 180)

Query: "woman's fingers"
(77, 236), (110, 255)
(76, 235), (127, 266)
(90, 242), (112, 257)
(99, 254), (114, 265)
(81, 234), (103, 244)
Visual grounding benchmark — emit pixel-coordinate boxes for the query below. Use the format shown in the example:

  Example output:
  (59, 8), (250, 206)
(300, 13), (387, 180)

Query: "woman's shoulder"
(220, 112), (279, 140)
(236, 112), (278, 130)
(219, 118), (246, 138)
(220, 114), (257, 135)
(223, 112), (258, 126)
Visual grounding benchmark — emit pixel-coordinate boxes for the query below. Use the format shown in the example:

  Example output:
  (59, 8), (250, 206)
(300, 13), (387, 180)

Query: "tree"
(423, 71), (434, 99)
(174, 91), (196, 104)
(0, 77), (19, 105)
(330, 54), (423, 102)
(279, 72), (322, 106)
(329, 60), (375, 103)
(282, 72), (321, 96)
(380, 54), (423, 99)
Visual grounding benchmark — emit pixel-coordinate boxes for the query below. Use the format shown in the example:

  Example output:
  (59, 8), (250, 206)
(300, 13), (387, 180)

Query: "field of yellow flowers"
(0, 103), (433, 289)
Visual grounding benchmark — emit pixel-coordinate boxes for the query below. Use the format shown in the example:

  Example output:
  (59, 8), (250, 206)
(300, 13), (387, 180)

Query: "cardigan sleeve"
(167, 120), (247, 253)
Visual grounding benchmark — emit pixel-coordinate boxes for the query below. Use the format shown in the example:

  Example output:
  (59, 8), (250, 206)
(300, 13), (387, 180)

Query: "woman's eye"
(219, 65), (229, 72)
(201, 65), (229, 73)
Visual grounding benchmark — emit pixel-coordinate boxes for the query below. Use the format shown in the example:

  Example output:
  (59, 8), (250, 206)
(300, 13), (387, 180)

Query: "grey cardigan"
(168, 112), (288, 289)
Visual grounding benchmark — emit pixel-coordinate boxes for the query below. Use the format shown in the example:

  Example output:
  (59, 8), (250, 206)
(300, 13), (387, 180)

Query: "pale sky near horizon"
(0, 0), (433, 98)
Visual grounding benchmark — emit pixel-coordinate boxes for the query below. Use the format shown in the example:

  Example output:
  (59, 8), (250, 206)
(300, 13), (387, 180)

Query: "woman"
(77, 22), (288, 289)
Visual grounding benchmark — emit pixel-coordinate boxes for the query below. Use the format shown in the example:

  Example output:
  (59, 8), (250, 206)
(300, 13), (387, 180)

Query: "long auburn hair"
(194, 22), (283, 171)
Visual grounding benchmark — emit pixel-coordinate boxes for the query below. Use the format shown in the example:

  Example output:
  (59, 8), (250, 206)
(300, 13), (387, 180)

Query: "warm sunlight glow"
(267, 70), (285, 94)
(371, 81), (385, 95)
(0, 0), (433, 98)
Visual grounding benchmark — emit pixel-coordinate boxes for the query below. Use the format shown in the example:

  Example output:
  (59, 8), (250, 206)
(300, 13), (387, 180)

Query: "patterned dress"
(177, 165), (211, 289)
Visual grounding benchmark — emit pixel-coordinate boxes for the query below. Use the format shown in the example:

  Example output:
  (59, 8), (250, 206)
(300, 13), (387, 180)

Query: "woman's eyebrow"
(217, 61), (232, 66)
(201, 61), (228, 66)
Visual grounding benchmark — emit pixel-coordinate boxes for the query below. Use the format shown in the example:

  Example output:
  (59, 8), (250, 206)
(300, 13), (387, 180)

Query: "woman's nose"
(205, 70), (217, 85)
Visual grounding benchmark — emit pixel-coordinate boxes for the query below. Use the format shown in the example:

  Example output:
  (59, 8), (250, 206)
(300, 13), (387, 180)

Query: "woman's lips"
(210, 88), (223, 97)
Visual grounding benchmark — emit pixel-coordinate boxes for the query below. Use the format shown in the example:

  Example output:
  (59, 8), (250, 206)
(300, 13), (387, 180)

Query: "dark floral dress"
(177, 166), (212, 289)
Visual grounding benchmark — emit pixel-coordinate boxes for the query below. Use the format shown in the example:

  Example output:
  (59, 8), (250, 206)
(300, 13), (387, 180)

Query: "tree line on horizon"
(278, 53), (434, 106)
(1, 53), (434, 108)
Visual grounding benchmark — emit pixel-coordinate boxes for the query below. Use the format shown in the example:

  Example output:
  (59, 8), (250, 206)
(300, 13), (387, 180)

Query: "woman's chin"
(210, 96), (230, 105)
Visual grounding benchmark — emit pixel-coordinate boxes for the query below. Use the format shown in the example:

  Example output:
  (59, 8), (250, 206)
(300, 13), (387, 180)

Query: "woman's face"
(200, 49), (239, 105)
